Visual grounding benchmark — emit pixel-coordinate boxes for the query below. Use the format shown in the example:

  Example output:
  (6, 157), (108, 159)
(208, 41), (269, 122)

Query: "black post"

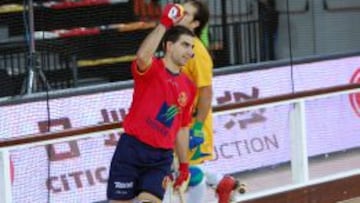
(23, 0), (50, 94)
(220, 0), (229, 65)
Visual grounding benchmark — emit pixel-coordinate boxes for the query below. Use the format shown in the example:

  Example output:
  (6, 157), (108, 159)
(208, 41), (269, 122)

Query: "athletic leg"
(137, 192), (162, 203)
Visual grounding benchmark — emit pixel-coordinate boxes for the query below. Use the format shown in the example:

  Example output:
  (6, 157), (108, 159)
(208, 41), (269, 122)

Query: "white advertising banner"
(1, 55), (360, 202)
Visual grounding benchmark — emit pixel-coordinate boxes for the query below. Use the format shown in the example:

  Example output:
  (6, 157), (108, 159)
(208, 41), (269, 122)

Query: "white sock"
(186, 176), (207, 203)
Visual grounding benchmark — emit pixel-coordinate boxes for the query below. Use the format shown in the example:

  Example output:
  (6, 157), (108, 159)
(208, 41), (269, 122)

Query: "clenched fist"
(160, 3), (184, 29)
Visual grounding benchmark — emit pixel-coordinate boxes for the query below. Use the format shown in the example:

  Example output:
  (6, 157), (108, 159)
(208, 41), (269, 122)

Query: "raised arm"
(136, 4), (184, 72)
(135, 25), (166, 72)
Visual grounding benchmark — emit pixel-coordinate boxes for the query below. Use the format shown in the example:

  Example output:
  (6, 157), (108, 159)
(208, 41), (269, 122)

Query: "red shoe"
(216, 176), (238, 203)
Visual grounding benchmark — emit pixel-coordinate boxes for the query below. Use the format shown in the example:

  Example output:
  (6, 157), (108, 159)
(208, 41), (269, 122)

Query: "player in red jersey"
(107, 4), (196, 203)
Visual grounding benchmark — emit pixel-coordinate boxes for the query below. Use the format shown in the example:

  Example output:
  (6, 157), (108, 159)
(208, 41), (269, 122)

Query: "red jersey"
(123, 58), (196, 149)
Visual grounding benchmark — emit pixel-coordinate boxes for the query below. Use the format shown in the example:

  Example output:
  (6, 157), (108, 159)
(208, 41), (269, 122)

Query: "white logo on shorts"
(114, 181), (134, 189)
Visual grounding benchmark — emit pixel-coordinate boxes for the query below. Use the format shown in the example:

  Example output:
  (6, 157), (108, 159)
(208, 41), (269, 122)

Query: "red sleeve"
(131, 57), (160, 81)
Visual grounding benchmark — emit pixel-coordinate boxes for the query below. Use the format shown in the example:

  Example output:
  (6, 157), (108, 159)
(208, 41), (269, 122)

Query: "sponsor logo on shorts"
(349, 68), (360, 117)
(114, 181), (134, 189)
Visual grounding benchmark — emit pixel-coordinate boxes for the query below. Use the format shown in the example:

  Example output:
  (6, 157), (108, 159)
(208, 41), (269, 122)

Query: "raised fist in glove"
(173, 163), (190, 190)
(160, 3), (184, 29)
(189, 121), (205, 150)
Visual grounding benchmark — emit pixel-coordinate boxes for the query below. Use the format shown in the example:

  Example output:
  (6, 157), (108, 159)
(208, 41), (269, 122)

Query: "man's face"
(167, 34), (194, 66)
(177, 2), (198, 31)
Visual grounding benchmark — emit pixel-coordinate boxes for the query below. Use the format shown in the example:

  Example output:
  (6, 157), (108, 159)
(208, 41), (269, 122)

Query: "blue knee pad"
(189, 165), (204, 187)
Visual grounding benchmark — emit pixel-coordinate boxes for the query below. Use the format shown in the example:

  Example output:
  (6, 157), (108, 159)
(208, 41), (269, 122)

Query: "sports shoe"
(216, 176), (245, 203)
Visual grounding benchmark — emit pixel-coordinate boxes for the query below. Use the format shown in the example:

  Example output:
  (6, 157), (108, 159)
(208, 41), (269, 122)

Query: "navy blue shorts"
(107, 133), (173, 201)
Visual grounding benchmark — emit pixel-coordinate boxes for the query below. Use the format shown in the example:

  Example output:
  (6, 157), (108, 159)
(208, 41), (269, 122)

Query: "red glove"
(160, 3), (184, 29)
(173, 163), (190, 189)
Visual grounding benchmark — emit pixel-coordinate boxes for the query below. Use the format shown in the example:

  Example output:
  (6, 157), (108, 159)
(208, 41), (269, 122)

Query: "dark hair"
(187, 0), (209, 37)
(162, 25), (195, 51)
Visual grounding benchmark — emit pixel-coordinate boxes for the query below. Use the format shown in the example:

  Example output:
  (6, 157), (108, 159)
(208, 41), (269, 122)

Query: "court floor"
(163, 148), (360, 203)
